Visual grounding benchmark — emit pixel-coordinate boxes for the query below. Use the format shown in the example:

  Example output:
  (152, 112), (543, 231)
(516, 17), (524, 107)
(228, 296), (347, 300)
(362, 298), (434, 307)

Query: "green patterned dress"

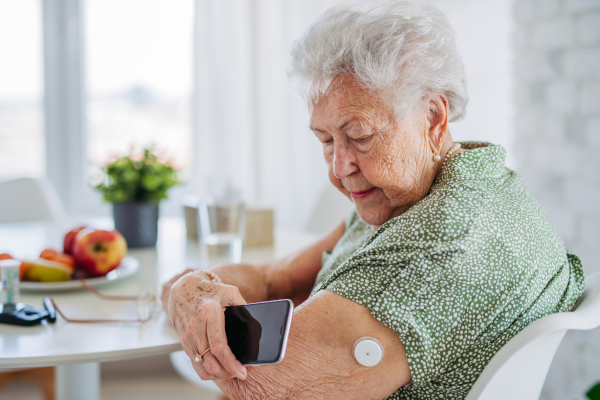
(311, 142), (585, 400)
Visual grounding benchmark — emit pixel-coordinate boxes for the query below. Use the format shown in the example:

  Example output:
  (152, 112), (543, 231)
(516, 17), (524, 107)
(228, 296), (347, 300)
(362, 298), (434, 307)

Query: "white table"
(0, 217), (318, 400)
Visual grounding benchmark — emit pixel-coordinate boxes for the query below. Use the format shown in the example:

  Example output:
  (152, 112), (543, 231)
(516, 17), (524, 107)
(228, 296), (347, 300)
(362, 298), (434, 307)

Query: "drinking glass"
(197, 197), (246, 266)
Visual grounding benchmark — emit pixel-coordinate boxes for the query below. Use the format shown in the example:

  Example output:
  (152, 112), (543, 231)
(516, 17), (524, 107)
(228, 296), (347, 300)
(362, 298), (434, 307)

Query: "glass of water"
(197, 197), (246, 267)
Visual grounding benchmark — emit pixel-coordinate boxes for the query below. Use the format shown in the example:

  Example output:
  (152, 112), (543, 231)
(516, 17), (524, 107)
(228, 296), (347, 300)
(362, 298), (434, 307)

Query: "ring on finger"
(195, 347), (211, 363)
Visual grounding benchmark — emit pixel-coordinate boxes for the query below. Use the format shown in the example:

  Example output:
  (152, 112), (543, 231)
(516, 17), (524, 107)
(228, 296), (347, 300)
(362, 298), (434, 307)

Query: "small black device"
(224, 299), (293, 366)
(0, 297), (57, 326)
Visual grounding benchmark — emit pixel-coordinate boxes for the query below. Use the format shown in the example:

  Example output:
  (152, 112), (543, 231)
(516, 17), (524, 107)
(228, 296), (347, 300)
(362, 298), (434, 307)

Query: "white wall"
(512, 0), (600, 398)
(428, 0), (516, 167)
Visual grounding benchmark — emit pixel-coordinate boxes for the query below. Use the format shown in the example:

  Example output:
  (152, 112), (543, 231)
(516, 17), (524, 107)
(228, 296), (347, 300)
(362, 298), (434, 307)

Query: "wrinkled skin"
(165, 74), (463, 399)
(168, 270), (248, 380)
(310, 74), (459, 229)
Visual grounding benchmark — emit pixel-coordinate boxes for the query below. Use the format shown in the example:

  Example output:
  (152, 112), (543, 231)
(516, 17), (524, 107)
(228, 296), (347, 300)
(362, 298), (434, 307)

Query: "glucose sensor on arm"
(353, 337), (384, 367)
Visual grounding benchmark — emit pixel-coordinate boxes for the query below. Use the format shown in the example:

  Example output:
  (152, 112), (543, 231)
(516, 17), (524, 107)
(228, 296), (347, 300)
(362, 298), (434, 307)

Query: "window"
(0, 0), (44, 179)
(85, 0), (194, 173)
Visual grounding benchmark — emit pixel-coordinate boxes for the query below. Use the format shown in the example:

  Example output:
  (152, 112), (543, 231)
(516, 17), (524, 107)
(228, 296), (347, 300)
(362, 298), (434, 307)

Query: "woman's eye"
(352, 136), (373, 145)
(322, 139), (333, 146)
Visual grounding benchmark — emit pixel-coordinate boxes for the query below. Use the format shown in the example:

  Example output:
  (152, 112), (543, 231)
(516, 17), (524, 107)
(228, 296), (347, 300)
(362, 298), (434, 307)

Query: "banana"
(23, 258), (74, 282)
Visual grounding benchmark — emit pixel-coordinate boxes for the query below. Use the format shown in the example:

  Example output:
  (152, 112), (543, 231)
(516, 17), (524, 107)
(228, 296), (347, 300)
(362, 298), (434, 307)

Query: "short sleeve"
(310, 189), (478, 388)
(313, 210), (374, 289)
(316, 245), (465, 388)
(344, 209), (361, 230)
(322, 210), (361, 267)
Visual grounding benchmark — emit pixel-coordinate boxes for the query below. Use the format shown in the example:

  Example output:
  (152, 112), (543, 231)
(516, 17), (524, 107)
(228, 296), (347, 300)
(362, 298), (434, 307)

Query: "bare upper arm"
(217, 290), (412, 400)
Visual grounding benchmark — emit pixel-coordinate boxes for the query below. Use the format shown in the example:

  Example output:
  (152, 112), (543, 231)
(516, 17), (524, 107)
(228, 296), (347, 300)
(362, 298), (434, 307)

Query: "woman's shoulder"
(363, 141), (565, 263)
(433, 141), (510, 187)
(361, 175), (487, 255)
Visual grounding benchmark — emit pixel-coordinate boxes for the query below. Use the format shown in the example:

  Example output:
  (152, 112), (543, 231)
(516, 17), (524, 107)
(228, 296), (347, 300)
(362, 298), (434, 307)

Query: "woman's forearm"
(211, 263), (270, 303)
(212, 257), (317, 305)
(212, 220), (346, 305)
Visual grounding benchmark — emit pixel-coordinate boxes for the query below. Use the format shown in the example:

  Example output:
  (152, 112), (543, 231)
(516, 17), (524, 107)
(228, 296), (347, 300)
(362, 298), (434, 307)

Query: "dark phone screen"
(224, 300), (291, 364)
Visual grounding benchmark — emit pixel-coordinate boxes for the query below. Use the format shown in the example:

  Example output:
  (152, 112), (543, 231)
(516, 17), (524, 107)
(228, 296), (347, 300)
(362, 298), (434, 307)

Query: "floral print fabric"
(310, 142), (585, 400)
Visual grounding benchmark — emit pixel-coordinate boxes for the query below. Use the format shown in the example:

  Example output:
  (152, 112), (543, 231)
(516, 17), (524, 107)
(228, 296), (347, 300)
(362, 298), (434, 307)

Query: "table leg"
(56, 363), (100, 400)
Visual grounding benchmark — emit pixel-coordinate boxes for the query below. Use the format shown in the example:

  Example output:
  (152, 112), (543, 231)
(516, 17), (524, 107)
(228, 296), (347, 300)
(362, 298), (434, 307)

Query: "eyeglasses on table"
(49, 280), (158, 323)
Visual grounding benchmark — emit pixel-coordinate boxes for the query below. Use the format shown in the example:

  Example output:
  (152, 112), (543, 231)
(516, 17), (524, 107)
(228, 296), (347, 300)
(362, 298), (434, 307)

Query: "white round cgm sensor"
(353, 337), (384, 367)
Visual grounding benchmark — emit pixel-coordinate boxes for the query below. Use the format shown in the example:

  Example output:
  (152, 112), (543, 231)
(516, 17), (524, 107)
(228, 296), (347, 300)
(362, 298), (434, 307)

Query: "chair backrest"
(306, 184), (355, 234)
(0, 177), (65, 224)
(466, 272), (600, 400)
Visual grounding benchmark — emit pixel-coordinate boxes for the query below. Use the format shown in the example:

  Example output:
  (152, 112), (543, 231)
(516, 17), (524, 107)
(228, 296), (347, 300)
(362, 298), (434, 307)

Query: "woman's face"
(310, 76), (439, 229)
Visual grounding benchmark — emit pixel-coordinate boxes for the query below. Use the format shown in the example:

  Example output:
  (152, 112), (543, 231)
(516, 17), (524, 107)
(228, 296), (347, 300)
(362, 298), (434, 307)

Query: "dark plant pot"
(112, 202), (159, 248)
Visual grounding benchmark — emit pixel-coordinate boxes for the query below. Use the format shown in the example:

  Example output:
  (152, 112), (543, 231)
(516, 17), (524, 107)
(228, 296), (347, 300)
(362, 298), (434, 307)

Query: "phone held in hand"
(224, 299), (294, 366)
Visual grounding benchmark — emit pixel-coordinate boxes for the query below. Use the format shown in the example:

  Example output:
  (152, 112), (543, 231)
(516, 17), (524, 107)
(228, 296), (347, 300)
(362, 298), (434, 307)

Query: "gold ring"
(194, 347), (211, 363)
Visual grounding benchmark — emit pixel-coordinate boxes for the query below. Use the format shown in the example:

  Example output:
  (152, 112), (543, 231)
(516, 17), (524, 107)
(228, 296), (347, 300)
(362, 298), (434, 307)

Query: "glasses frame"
(50, 280), (157, 324)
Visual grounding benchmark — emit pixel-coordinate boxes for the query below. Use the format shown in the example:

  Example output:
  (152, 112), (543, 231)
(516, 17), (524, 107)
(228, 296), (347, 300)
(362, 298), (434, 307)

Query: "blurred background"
(0, 0), (598, 399)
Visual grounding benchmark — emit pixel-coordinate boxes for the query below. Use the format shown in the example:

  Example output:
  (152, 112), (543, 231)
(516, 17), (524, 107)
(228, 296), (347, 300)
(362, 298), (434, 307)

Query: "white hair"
(288, 0), (468, 122)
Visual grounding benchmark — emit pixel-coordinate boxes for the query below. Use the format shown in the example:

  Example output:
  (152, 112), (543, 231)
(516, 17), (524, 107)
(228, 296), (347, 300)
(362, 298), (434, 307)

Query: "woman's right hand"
(168, 270), (248, 381)
(161, 268), (194, 314)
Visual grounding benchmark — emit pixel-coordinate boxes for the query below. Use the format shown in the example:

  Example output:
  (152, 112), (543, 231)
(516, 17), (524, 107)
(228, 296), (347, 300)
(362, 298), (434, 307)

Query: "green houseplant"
(94, 148), (180, 248)
(588, 382), (600, 400)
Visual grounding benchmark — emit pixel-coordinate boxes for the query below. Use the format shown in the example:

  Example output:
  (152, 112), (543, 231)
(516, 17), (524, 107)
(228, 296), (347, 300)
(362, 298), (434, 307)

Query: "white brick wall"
(576, 12), (600, 44)
(532, 18), (574, 49)
(565, 0), (600, 13)
(514, 0), (600, 398)
(580, 82), (600, 113)
(566, 47), (600, 77)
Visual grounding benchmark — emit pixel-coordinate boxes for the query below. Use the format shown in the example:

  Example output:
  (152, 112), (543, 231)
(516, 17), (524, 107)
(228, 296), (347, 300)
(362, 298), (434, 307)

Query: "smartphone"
(224, 299), (294, 366)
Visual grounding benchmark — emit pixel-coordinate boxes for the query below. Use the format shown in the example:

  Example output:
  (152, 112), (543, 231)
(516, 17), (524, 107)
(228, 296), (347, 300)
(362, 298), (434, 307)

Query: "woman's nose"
(333, 141), (358, 179)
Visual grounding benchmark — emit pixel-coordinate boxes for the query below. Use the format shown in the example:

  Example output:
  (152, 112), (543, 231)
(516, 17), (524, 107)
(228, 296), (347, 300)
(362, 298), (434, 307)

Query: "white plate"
(20, 256), (139, 292)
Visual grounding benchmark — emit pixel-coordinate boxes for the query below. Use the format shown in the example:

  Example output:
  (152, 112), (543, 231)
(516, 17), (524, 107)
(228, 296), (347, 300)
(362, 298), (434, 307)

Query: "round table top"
(0, 217), (318, 368)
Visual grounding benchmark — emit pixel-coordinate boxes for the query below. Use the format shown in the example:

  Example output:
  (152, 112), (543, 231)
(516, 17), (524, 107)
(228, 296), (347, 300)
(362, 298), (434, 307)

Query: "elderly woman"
(162, 2), (584, 399)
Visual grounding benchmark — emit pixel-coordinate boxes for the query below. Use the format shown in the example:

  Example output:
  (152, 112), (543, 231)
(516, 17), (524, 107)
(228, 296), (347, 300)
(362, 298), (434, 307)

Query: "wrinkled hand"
(161, 268), (195, 314)
(168, 270), (248, 381)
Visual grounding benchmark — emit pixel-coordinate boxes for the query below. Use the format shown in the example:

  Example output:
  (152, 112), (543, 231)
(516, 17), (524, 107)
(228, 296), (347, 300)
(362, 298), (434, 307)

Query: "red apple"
(63, 226), (87, 255)
(72, 228), (128, 277)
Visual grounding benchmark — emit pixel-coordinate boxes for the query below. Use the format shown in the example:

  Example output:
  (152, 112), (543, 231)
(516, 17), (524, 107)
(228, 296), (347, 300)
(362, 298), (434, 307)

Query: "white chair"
(306, 184), (354, 234)
(0, 177), (65, 224)
(466, 272), (600, 400)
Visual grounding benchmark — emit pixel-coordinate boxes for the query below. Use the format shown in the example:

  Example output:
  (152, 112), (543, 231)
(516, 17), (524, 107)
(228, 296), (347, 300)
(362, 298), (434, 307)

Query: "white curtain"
(192, 0), (344, 230)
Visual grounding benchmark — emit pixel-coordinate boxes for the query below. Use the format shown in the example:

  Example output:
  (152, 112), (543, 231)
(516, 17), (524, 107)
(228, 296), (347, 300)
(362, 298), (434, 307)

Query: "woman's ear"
(425, 94), (449, 153)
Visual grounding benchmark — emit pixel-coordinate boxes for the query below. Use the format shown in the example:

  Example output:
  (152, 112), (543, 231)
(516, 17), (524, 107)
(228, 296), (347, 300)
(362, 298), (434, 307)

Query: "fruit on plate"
(39, 249), (76, 268)
(0, 253), (27, 279)
(39, 249), (58, 259)
(48, 253), (75, 268)
(23, 258), (74, 282)
(72, 228), (127, 277)
(63, 226), (87, 255)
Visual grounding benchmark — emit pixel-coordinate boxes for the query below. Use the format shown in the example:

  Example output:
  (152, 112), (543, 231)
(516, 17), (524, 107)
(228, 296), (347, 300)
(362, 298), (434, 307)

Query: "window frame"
(42, 0), (195, 217)
(43, 0), (103, 216)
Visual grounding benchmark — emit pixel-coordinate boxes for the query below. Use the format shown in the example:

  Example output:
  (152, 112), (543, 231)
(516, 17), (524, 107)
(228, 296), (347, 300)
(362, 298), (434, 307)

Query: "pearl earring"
(433, 153), (441, 162)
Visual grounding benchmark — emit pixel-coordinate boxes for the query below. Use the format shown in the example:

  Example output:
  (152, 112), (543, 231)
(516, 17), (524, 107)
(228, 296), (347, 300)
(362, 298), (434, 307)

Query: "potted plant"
(94, 148), (180, 248)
